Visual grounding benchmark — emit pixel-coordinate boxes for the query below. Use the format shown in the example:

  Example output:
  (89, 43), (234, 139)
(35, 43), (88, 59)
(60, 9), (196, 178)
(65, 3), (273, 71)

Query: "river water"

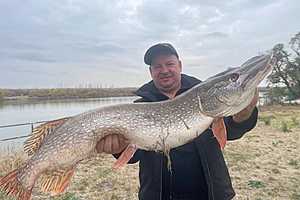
(0, 96), (137, 150)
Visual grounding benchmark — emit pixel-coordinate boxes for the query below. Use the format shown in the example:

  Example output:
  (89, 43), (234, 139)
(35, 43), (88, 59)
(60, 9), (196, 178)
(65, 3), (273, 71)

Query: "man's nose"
(160, 65), (170, 73)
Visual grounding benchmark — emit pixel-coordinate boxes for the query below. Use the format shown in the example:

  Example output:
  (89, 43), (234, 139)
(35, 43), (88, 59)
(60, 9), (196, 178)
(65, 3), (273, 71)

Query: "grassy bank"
(0, 88), (138, 101)
(0, 105), (299, 200)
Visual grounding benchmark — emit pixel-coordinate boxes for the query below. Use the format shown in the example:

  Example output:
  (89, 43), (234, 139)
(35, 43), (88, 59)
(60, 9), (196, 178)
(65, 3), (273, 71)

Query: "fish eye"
(230, 73), (239, 82)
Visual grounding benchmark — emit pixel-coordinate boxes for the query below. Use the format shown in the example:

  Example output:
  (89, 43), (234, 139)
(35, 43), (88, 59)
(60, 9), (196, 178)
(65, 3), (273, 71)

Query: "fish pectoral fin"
(0, 168), (32, 200)
(112, 144), (137, 169)
(40, 167), (75, 195)
(212, 118), (227, 149)
(24, 117), (71, 156)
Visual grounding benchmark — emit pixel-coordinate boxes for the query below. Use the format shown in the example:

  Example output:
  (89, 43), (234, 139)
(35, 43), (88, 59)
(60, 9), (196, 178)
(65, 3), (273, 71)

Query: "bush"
(259, 115), (274, 125)
(0, 90), (3, 101)
(291, 117), (299, 127)
(280, 121), (291, 132)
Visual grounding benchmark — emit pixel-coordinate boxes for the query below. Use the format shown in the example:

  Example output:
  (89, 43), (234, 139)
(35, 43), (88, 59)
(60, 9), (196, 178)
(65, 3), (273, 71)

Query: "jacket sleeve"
(224, 107), (258, 140)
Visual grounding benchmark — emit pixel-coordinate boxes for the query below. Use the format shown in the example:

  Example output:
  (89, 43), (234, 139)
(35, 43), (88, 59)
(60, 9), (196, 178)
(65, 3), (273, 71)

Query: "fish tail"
(0, 169), (32, 200)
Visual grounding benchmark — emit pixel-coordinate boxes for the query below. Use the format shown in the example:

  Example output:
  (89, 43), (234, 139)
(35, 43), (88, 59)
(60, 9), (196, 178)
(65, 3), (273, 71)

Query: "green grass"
(259, 105), (300, 131)
(258, 115), (274, 125)
(224, 152), (254, 163)
(248, 180), (265, 189)
(0, 186), (80, 200)
(271, 140), (283, 147)
(291, 117), (299, 126)
(0, 191), (15, 200)
(288, 159), (299, 169)
(280, 121), (291, 132)
(291, 193), (300, 200)
(51, 192), (80, 200)
(95, 168), (112, 179)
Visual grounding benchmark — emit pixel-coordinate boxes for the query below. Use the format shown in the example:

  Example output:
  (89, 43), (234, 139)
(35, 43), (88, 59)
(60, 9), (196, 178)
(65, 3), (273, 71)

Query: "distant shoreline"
(0, 87), (138, 102)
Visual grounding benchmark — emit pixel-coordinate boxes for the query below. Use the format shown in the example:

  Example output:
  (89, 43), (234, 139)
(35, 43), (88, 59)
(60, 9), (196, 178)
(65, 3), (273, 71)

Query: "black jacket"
(115, 74), (258, 200)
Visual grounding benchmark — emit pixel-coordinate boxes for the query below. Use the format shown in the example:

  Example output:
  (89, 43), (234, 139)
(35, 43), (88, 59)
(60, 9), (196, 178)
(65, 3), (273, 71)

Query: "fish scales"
(18, 91), (211, 186)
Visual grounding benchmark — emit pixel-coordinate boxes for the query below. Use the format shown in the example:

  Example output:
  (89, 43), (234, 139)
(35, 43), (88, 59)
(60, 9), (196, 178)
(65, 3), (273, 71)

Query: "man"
(96, 43), (258, 200)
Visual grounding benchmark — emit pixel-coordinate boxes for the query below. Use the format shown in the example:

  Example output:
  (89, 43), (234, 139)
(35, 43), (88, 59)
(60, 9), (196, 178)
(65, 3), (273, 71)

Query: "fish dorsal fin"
(24, 117), (70, 156)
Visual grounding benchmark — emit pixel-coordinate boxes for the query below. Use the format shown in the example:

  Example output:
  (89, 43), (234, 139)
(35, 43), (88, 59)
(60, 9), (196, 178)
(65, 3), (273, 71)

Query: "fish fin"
(112, 144), (137, 169)
(24, 117), (70, 156)
(163, 147), (172, 172)
(0, 169), (32, 200)
(212, 118), (227, 149)
(40, 168), (75, 195)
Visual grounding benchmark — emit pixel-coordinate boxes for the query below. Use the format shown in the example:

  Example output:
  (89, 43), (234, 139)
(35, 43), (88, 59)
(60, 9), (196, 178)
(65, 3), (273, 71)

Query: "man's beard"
(156, 73), (181, 93)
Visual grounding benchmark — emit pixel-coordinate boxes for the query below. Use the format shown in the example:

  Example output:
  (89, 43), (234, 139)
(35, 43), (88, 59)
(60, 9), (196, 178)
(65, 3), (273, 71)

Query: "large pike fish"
(0, 54), (274, 200)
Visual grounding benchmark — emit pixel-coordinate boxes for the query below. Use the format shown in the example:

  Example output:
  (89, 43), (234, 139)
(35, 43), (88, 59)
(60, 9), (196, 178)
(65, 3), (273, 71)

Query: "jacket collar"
(135, 74), (201, 102)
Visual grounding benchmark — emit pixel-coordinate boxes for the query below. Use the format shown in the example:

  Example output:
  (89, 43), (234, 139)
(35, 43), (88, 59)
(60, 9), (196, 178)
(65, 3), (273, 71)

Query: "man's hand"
(96, 134), (129, 154)
(232, 89), (259, 123)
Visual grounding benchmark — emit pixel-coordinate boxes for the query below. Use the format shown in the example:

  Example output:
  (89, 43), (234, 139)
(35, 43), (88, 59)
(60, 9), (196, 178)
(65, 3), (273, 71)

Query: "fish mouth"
(240, 53), (274, 90)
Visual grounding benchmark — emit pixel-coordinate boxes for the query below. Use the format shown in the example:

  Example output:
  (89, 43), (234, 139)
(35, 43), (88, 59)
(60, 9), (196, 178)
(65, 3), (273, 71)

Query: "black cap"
(144, 43), (179, 65)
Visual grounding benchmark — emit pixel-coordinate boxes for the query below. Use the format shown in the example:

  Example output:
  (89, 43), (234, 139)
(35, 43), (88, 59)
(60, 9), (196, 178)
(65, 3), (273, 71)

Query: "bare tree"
(268, 32), (300, 101)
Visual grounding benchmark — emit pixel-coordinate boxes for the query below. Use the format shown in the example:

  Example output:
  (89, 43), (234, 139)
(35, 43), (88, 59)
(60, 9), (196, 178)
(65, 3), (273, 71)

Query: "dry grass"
(0, 105), (299, 200)
(225, 105), (300, 200)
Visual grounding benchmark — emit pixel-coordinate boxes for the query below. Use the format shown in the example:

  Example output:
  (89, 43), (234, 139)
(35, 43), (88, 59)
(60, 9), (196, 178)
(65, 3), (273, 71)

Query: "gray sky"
(0, 0), (299, 88)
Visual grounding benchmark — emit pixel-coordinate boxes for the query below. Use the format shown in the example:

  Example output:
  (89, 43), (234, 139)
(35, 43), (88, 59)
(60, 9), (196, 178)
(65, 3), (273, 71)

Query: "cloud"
(0, 0), (299, 88)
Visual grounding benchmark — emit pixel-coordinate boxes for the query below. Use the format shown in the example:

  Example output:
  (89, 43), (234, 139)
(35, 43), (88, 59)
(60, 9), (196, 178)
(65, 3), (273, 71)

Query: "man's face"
(149, 54), (182, 94)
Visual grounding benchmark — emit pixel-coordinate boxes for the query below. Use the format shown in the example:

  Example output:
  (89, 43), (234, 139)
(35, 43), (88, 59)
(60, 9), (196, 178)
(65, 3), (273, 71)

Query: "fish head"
(197, 53), (275, 117)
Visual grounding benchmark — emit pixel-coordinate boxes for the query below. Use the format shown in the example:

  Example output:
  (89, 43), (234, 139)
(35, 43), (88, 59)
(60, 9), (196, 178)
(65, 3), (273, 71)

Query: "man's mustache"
(158, 73), (174, 79)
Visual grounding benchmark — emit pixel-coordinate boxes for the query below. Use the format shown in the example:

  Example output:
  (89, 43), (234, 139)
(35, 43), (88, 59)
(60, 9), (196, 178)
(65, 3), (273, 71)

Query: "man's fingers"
(246, 89), (258, 109)
(232, 88), (258, 123)
(111, 134), (120, 152)
(96, 140), (104, 153)
(96, 134), (130, 154)
(104, 136), (113, 152)
(120, 136), (130, 147)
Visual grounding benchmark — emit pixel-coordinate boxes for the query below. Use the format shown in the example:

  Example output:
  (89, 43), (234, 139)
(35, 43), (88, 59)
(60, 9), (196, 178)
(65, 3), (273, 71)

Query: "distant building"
(258, 87), (270, 105)
(258, 87), (300, 105)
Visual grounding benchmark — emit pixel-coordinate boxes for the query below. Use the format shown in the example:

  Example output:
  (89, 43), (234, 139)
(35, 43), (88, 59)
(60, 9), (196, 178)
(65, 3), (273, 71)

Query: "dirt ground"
(0, 105), (299, 200)
(225, 105), (300, 200)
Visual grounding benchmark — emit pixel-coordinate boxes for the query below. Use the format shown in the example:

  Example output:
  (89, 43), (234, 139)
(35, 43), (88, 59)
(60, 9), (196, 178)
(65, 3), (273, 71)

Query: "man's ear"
(149, 66), (154, 79)
(179, 60), (182, 72)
